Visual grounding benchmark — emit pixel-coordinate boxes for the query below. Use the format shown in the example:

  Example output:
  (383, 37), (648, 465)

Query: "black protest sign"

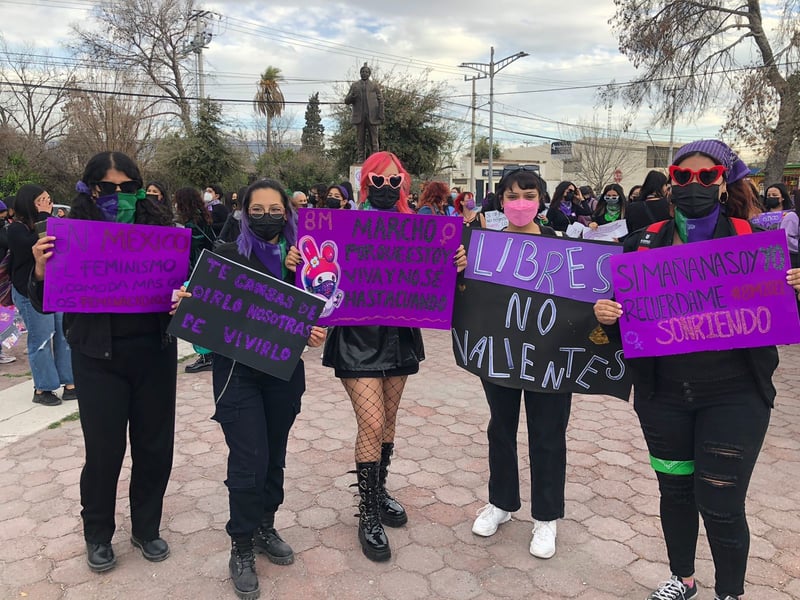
(452, 230), (632, 400)
(168, 250), (324, 381)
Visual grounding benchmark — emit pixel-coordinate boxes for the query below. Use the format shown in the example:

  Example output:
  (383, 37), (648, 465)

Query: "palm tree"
(253, 66), (285, 151)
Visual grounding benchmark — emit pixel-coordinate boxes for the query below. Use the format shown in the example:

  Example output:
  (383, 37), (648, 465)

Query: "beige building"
(452, 138), (681, 199)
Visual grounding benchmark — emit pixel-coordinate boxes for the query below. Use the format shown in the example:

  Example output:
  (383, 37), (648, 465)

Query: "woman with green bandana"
(28, 152), (178, 574)
(588, 183), (626, 233)
(594, 139), (800, 600)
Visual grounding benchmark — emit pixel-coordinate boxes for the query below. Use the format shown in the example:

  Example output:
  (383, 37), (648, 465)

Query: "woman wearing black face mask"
(545, 181), (592, 232)
(759, 183), (799, 268)
(324, 185), (351, 209)
(594, 140), (800, 600)
(286, 151), (465, 564)
(174, 178), (325, 600)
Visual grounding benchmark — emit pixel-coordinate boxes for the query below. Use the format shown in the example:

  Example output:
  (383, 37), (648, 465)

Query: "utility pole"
(460, 47), (528, 195)
(667, 87), (677, 165)
(184, 10), (217, 115)
(465, 74), (486, 196)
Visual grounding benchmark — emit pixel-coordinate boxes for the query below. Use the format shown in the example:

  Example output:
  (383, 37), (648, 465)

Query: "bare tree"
(71, 0), (197, 133)
(610, 0), (800, 183)
(0, 38), (75, 144)
(559, 115), (640, 193)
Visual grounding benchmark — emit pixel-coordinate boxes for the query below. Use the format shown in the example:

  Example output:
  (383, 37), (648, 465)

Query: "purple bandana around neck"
(683, 204), (721, 243)
(251, 238), (282, 279)
(558, 201), (574, 217)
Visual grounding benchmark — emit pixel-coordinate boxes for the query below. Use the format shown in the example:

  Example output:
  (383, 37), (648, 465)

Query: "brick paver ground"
(1, 329), (798, 599)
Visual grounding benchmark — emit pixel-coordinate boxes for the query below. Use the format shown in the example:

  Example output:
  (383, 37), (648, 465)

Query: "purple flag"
(296, 208), (462, 329)
(464, 229), (622, 302)
(610, 229), (800, 358)
(750, 211), (787, 230)
(43, 219), (191, 313)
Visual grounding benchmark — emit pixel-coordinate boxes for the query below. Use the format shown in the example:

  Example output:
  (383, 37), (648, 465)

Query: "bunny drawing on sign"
(298, 235), (345, 317)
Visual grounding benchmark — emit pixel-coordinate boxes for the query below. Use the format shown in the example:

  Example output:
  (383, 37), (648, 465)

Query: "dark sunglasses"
(368, 173), (404, 189)
(96, 180), (140, 195)
(668, 165), (726, 187)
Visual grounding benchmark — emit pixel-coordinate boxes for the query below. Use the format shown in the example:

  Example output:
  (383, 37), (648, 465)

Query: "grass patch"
(2, 371), (32, 378)
(47, 411), (80, 429)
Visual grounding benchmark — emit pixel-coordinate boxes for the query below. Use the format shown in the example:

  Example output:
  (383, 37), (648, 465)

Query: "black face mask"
(765, 196), (782, 209)
(325, 197), (341, 209)
(249, 216), (285, 241)
(565, 190), (575, 202)
(671, 183), (721, 219)
(368, 185), (400, 210)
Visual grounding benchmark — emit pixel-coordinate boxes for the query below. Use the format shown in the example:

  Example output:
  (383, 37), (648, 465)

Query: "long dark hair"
(175, 187), (212, 226)
(237, 179), (297, 258)
(551, 181), (577, 205)
(14, 184), (46, 230)
(593, 183), (627, 219)
(70, 152), (172, 225)
(640, 170), (668, 200)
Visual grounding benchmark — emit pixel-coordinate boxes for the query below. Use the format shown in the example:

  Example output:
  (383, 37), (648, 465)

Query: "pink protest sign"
(610, 229), (800, 358)
(43, 219), (191, 313)
(296, 208), (462, 329)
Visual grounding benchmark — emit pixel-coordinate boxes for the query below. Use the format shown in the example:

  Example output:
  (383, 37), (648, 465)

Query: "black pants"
(212, 355), (304, 538)
(74, 334), (177, 544)
(634, 380), (770, 598)
(481, 379), (572, 521)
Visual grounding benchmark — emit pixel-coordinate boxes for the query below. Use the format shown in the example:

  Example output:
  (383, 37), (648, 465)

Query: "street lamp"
(460, 47), (528, 196)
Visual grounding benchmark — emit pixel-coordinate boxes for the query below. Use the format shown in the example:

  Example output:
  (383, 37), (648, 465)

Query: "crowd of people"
(1, 139), (799, 600)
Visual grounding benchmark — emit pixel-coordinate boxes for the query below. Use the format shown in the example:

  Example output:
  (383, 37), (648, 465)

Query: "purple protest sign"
(610, 229), (800, 358)
(296, 208), (462, 329)
(464, 228), (622, 302)
(750, 211), (787, 230)
(43, 219), (191, 313)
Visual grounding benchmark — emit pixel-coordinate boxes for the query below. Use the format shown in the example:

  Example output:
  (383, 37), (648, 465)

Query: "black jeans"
(481, 379), (572, 521)
(74, 334), (177, 544)
(634, 379), (770, 598)
(212, 355), (304, 538)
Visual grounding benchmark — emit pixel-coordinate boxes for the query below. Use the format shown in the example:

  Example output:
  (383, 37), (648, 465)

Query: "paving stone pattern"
(1, 330), (799, 599)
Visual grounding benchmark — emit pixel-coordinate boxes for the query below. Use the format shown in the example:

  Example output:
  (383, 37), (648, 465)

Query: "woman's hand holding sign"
(31, 235), (56, 281)
(170, 286), (192, 316)
(594, 299), (623, 326)
(307, 325), (326, 348)
(787, 268), (800, 298)
(285, 246), (302, 273)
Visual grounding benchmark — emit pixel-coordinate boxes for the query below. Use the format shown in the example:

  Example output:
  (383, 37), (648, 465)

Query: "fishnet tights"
(342, 376), (407, 463)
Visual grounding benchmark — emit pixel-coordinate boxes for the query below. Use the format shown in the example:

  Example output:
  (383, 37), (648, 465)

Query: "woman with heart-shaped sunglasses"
(594, 139), (800, 600)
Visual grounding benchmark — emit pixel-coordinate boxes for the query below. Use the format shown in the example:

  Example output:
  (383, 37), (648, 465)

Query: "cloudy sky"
(0, 0), (781, 156)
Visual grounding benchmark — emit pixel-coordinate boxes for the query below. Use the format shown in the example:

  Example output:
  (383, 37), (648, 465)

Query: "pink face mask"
(503, 199), (539, 227)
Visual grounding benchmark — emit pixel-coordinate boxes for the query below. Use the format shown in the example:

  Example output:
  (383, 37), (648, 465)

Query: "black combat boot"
(254, 512), (294, 565)
(355, 461), (391, 562)
(229, 536), (259, 599)
(378, 442), (408, 527)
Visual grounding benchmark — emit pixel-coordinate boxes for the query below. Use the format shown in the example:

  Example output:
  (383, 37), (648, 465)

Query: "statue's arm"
(344, 83), (358, 104)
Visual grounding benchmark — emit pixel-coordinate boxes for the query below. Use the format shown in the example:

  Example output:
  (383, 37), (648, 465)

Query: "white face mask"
(203, 191), (213, 203)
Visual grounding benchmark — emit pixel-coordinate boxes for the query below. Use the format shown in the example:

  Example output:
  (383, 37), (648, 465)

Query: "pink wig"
(359, 151), (412, 213)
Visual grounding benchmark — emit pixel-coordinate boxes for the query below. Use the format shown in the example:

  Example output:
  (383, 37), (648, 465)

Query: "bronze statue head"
(360, 63), (371, 80)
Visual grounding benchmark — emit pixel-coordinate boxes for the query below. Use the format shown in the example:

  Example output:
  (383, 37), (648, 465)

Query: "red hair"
(454, 191), (474, 215)
(418, 181), (449, 212)
(359, 151), (412, 213)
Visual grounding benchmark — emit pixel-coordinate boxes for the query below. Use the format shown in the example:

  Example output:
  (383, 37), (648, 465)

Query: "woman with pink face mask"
(470, 168), (572, 562)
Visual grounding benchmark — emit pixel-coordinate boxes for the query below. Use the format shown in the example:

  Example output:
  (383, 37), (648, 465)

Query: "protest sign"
(483, 210), (508, 231)
(0, 306), (20, 349)
(583, 220), (628, 241)
(168, 250), (324, 380)
(296, 208), (462, 329)
(750, 211), (787, 230)
(43, 219), (191, 313)
(453, 229), (631, 400)
(610, 229), (800, 358)
(566, 222), (588, 239)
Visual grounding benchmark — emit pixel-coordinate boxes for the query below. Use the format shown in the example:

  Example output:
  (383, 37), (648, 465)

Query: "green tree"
(329, 70), (455, 177)
(474, 136), (501, 162)
(253, 66), (286, 152)
(610, 0), (800, 184)
(159, 99), (242, 187)
(255, 147), (337, 193)
(301, 92), (325, 153)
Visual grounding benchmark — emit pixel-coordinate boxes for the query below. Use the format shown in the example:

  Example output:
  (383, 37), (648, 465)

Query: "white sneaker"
(530, 519), (557, 558)
(471, 503), (511, 537)
(0, 352), (16, 364)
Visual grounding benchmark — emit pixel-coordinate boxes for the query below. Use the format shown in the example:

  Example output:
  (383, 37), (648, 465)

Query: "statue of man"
(345, 63), (385, 163)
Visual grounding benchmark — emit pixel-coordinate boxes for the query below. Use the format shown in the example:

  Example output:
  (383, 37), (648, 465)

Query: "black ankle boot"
(355, 461), (391, 562)
(229, 536), (259, 600)
(254, 512), (294, 565)
(378, 442), (408, 527)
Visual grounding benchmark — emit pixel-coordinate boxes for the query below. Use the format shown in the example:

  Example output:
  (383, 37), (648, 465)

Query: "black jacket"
(605, 216), (779, 406)
(7, 212), (53, 297)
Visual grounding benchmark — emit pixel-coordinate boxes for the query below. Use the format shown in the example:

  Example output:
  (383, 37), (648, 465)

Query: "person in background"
(340, 181), (357, 209)
(416, 181), (449, 216)
(323, 185), (350, 210)
(455, 191), (485, 229)
(589, 183), (626, 229)
(625, 170), (671, 233)
(219, 186), (247, 245)
(595, 139), (800, 600)
(309, 183), (327, 208)
(628, 185), (643, 203)
(204, 184), (229, 237)
(545, 181), (592, 232)
(7, 184), (74, 405)
(762, 183), (799, 268)
(0, 198), (16, 364)
(580, 185), (597, 212)
(29, 152), (177, 573)
(291, 191), (308, 211)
